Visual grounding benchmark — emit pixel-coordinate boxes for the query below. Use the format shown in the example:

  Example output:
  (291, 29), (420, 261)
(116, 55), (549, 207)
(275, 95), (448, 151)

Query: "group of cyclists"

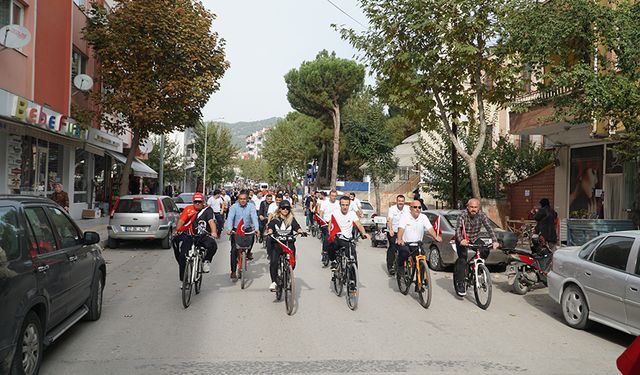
(172, 186), (499, 299)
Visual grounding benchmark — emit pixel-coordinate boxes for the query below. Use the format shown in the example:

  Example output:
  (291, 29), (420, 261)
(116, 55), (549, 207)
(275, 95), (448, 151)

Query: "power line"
(324, 0), (367, 28)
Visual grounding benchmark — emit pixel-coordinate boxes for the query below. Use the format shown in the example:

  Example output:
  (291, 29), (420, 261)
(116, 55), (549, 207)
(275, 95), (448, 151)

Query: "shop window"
(24, 207), (58, 254)
(0, 0), (24, 28)
(0, 207), (20, 261)
(74, 149), (89, 203)
(16, 136), (64, 196)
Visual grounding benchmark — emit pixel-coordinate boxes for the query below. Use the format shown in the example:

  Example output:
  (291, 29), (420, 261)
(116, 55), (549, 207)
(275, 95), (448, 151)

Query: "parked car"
(548, 231), (640, 335)
(173, 192), (195, 212)
(0, 195), (105, 375)
(421, 209), (517, 270)
(107, 195), (180, 249)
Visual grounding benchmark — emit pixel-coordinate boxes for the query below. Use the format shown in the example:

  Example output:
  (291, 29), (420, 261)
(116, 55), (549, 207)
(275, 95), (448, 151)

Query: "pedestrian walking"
(534, 198), (558, 251)
(49, 183), (69, 212)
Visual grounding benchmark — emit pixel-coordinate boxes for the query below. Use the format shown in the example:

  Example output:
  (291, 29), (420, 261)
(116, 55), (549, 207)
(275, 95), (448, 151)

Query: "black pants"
(214, 213), (224, 237)
(454, 240), (489, 287)
(267, 239), (296, 282)
(326, 238), (357, 264)
(230, 233), (255, 272)
(176, 234), (217, 281)
(321, 225), (329, 253)
(396, 244), (411, 269)
(386, 233), (397, 271)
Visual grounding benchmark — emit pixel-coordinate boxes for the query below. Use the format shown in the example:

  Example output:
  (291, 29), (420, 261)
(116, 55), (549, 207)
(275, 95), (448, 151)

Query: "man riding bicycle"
(386, 195), (410, 275)
(454, 198), (499, 296)
(174, 192), (218, 287)
(225, 190), (260, 280)
(327, 196), (370, 270)
(396, 200), (441, 271)
(266, 200), (306, 291)
(319, 190), (340, 262)
(258, 193), (273, 238)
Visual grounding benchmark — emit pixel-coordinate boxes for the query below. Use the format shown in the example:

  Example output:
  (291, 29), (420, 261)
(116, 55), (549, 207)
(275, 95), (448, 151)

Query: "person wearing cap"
(173, 192), (218, 287)
(265, 200), (306, 291)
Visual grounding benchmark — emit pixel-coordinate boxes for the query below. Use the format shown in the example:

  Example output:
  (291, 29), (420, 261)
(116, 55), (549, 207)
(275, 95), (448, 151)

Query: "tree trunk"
(467, 156), (481, 199)
(633, 157), (640, 228)
(451, 122), (458, 208)
(374, 179), (381, 215)
(119, 130), (140, 198)
(330, 103), (341, 190)
(324, 142), (330, 182)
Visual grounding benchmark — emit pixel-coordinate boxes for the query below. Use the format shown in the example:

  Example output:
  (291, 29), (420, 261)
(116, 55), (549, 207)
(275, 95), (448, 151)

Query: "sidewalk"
(76, 216), (109, 248)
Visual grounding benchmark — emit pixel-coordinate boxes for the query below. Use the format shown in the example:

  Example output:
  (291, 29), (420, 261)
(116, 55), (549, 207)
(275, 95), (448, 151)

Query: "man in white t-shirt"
(348, 192), (363, 217)
(327, 195), (370, 269)
(386, 195), (410, 275)
(319, 190), (340, 254)
(267, 193), (283, 222)
(395, 200), (441, 272)
(207, 189), (225, 236)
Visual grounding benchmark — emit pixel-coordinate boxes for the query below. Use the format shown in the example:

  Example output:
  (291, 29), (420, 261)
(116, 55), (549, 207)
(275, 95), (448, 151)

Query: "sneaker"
(330, 261), (338, 271)
(203, 261), (211, 273)
(179, 281), (183, 289)
(456, 282), (466, 296)
(230, 272), (237, 280)
(247, 252), (254, 261)
(388, 268), (396, 276)
(269, 282), (277, 292)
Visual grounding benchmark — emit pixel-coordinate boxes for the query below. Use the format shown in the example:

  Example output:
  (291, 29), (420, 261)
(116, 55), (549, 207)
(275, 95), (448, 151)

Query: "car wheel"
(427, 246), (443, 271)
(85, 269), (104, 321)
(107, 237), (119, 249)
(11, 312), (42, 375)
(561, 285), (591, 330)
(161, 229), (172, 249)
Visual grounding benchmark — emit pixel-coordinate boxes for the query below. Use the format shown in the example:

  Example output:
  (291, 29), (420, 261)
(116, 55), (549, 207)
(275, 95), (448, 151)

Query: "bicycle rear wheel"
(285, 265), (295, 315)
(195, 255), (203, 295)
(345, 263), (359, 310)
(332, 262), (343, 296)
(396, 261), (411, 295)
(321, 250), (329, 267)
(240, 250), (247, 289)
(417, 260), (432, 309)
(181, 260), (193, 308)
(474, 263), (492, 310)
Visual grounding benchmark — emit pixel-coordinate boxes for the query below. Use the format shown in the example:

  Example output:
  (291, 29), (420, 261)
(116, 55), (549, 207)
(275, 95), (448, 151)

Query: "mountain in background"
(210, 117), (281, 149)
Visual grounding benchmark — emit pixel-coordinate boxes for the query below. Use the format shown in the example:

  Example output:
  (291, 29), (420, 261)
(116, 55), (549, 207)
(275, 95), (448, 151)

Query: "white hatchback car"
(548, 230), (640, 335)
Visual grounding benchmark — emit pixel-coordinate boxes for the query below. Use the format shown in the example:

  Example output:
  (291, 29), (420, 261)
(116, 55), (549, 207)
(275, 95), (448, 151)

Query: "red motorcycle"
(505, 234), (552, 295)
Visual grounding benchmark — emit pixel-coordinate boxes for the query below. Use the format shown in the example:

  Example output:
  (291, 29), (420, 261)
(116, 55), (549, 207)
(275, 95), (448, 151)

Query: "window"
(73, 0), (86, 7)
(579, 238), (601, 259)
(115, 199), (158, 214)
(24, 207), (58, 254)
(0, 0), (24, 28)
(45, 207), (81, 248)
(71, 49), (88, 82)
(17, 137), (64, 196)
(591, 236), (635, 271)
(360, 202), (373, 210)
(0, 207), (20, 261)
(74, 149), (89, 203)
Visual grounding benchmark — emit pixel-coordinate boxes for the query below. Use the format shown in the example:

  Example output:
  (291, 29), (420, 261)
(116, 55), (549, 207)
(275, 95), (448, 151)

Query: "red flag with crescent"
(314, 213), (327, 227)
(236, 218), (245, 236)
(274, 237), (296, 268)
(328, 215), (341, 243)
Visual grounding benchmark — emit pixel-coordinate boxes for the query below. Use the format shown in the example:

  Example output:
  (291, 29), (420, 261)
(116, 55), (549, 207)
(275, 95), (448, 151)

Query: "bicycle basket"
(235, 233), (254, 248)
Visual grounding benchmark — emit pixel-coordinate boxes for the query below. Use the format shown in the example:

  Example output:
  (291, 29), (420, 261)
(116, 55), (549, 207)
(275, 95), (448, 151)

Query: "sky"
(200, 0), (369, 123)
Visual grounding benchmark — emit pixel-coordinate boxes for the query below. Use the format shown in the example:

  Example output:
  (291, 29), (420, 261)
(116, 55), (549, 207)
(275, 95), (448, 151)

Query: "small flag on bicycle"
(236, 218), (245, 236)
(461, 219), (469, 242)
(434, 215), (442, 236)
(274, 237), (296, 267)
(314, 213), (327, 227)
(328, 215), (341, 243)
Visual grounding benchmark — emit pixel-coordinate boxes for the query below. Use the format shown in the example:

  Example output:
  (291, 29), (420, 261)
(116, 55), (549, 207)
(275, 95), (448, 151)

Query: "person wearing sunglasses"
(386, 194), (410, 275)
(396, 201), (442, 275)
(265, 200), (306, 291)
(173, 192), (218, 288)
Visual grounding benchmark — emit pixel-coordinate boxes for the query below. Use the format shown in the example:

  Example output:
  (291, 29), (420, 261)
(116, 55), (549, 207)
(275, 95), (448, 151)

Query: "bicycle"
(233, 231), (255, 289)
(396, 241), (432, 309)
(181, 233), (208, 308)
(271, 232), (305, 315)
(331, 234), (359, 310)
(454, 242), (493, 310)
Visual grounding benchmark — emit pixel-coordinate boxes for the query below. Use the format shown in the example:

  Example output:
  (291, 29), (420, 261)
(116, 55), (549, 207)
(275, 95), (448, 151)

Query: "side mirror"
(83, 231), (100, 245)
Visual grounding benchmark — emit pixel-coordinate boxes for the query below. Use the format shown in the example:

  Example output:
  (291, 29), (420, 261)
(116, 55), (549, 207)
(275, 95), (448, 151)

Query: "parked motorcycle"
(370, 215), (389, 248)
(505, 234), (553, 295)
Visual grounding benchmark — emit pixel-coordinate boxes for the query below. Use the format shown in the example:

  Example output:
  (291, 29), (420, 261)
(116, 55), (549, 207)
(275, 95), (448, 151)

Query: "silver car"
(359, 201), (376, 231)
(107, 195), (180, 249)
(548, 231), (640, 335)
(174, 192), (195, 212)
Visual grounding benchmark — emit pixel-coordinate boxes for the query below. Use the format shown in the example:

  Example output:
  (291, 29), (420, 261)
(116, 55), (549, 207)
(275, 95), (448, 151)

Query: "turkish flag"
(328, 215), (341, 243)
(236, 218), (245, 236)
(618, 336), (640, 375)
(434, 215), (442, 236)
(461, 219), (469, 242)
(314, 213), (327, 227)
(274, 237), (296, 268)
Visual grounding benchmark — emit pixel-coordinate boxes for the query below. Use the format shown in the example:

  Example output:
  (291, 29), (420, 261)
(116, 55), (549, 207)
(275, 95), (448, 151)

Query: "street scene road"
(39, 209), (633, 375)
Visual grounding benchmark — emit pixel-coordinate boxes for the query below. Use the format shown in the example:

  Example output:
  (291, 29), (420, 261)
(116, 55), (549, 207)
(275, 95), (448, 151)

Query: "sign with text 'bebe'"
(11, 96), (82, 138)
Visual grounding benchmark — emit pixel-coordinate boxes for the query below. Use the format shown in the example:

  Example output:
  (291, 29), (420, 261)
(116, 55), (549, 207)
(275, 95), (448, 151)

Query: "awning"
(104, 150), (158, 178)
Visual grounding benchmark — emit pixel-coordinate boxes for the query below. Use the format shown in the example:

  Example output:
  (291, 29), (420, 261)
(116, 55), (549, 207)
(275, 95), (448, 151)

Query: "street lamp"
(202, 117), (224, 194)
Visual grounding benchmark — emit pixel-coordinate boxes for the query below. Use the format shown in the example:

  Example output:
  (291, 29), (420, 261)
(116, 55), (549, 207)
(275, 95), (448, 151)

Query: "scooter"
(370, 215), (389, 248)
(505, 234), (553, 295)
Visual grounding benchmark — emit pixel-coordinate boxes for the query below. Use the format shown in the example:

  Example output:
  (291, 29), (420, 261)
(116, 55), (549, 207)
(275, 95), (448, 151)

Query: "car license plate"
(124, 226), (146, 232)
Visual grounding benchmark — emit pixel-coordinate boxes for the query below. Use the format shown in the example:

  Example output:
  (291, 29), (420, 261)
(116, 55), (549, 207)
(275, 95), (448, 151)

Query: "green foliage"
(145, 136), (185, 186)
(235, 158), (272, 184)
(262, 112), (325, 186)
(193, 122), (238, 189)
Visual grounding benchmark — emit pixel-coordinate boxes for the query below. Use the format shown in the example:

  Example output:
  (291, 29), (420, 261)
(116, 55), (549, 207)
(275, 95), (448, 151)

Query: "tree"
(84, 0), (228, 197)
(340, 0), (521, 198)
(342, 90), (397, 214)
(145, 136), (185, 189)
(193, 122), (238, 192)
(235, 158), (272, 184)
(284, 50), (365, 189)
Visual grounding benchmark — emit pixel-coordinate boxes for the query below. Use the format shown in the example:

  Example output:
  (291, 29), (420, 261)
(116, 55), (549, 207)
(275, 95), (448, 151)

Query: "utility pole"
(202, 123), (208, 194)
(159, 134), (164, 195)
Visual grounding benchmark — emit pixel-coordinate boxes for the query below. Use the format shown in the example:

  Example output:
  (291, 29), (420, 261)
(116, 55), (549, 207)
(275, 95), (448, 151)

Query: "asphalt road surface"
(40, 209), (634, 375)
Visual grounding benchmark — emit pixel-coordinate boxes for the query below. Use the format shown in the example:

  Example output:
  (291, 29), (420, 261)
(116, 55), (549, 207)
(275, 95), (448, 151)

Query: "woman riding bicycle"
(266, 200), (306, 292)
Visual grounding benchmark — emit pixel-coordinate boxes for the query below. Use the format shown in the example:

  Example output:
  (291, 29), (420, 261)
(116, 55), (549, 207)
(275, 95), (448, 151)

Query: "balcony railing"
(512, 86), (571, 105)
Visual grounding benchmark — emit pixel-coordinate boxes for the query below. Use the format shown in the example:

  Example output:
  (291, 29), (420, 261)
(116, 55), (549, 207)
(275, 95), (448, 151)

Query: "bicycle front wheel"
(345, 263), (359, 310)
(182, 260), (193, 308)
(396, 262), (411, 295)
(240, 251), (247, 290)
(474, 263), (492, 310)
(194, 256), (203, 295)
(332, 262), (343, 296)
(417, 260), (432, 309)
(285, 265), (295, 315)
(275, 259), (284, 301)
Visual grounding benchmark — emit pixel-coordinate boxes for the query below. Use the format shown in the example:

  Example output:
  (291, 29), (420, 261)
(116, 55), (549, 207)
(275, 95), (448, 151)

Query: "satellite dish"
(0, 25), (31, 49)
(73, 74), (94, 91)
(138, 139), (154, 154)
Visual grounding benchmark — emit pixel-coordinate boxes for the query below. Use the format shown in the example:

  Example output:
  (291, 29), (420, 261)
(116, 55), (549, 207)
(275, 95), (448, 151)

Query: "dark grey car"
(421, 209), (517, 270)
(0, 195), (105, 375)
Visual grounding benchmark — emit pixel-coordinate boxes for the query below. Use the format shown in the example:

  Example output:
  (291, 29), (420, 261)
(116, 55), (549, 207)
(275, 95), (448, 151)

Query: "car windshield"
(444, 213), (499, 230)
(175, 194), (193, 204)
(361, 202), (373, 210)
(116, 199), (158, 213)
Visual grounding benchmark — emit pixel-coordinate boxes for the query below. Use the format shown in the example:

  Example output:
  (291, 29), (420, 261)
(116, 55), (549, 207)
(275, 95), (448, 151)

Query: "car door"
(24, 206), (70, 327)
(163, 198), (179, 228)
(44, 205), (93, 310)
(624, 238), (640, 331)
(580, 235), (634, 325)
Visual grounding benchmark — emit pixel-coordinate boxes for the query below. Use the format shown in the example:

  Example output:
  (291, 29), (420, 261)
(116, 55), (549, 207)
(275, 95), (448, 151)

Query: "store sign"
(0, 88), (82, 139)
(87, 127), (123, 153)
